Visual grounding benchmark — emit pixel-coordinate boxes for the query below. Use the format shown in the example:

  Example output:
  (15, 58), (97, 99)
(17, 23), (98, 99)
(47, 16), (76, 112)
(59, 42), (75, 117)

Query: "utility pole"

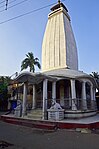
(5, 0), (8, 10)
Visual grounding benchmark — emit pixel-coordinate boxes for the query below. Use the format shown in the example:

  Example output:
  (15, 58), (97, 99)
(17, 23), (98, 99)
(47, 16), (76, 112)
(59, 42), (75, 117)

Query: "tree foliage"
(90, 72), (99, 91)
(21, 52), (41, 72)
(0, 76), (11, 98)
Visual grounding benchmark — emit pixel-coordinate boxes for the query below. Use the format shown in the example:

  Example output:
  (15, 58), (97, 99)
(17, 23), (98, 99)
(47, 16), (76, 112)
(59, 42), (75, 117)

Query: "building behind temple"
(11, 1), (97, 119)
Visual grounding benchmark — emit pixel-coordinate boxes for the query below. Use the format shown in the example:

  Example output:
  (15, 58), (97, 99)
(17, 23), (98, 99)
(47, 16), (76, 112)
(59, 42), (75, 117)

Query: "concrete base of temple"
(27, 109), (43, 120)
(64, 110), (97, 119)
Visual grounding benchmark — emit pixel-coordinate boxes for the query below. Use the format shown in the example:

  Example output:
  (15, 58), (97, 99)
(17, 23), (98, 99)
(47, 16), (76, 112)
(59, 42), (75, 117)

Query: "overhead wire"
(0, 0), (30, 12)
(0, 0), (5, 5)
(0, 0), (17, 9)
(8, 0), (30, 9)
(0, 0), (65, 25)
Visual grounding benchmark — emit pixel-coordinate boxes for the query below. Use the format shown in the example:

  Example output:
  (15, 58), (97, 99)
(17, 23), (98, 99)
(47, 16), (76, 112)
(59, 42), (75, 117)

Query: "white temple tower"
(42, 1), (78, 72)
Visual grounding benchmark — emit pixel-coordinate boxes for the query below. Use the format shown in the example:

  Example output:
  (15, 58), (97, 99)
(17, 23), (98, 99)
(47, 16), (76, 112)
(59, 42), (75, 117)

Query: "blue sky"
(0, 0), (99, 76)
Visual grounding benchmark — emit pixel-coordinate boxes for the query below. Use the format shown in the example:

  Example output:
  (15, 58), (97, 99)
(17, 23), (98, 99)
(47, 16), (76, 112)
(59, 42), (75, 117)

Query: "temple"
(9, 1), (97, 120)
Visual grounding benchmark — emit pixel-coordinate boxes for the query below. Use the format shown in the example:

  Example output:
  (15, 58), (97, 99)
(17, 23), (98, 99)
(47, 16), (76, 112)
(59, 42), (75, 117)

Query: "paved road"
(0, 121), (99, 149)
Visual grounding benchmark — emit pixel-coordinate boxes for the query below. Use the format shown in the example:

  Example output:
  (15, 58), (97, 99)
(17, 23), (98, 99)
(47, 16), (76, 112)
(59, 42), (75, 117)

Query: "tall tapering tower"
(42, 1), (78, 72)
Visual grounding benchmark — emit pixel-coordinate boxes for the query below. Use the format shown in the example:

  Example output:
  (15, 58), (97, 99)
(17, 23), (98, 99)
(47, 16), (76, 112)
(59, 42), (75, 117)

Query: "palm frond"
(21, 52), (41, 72)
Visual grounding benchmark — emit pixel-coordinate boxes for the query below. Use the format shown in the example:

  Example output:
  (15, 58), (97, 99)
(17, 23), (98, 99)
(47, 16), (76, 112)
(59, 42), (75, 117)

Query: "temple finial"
(58, 0), (61, 4)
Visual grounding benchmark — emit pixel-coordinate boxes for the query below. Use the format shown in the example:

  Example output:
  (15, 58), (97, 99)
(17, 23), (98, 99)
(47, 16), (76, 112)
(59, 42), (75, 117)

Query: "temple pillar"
(71, 79), (77, 110)
(82, 81), (87, 110)
(91, 85), (93, 100)
(91, 85), (95, 110)
(22, 82), (27, 116)
(32, 84), (36, 109)
(52, 81), (56, 100)
(93, 88), (96, 101)
(93, 88), (96, 110)
(42, 79), (48, 119)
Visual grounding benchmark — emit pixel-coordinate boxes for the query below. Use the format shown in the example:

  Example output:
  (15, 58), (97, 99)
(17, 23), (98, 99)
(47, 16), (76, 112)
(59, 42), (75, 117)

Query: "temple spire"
(58, 0), (60, 3)
(42, 0), (78, 71)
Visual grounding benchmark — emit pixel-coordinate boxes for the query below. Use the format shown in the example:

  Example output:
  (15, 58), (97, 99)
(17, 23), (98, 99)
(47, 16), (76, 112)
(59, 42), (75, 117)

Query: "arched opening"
(75, 80), (82, 99)
(56, 79), (71, 109)
(75, 80), (82, 110)
(86, 82), (91, 110)
(47, 81), (52, 108)
(36, 82), (43, 109)
(56, 79), (71, 99)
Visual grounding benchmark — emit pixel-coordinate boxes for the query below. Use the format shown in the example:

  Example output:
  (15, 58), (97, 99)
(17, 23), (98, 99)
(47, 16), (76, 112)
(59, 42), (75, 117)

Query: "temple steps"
(27, 109), (43, 120)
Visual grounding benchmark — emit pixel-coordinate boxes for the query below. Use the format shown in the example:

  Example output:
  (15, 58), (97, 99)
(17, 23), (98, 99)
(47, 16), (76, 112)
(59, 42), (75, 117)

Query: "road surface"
(0, 120), (99, 149)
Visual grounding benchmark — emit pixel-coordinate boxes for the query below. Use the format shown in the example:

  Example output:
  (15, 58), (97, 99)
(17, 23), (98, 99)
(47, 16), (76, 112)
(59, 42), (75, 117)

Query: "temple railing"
(36, 98), (97, 111)
(47, 98), (97, 111)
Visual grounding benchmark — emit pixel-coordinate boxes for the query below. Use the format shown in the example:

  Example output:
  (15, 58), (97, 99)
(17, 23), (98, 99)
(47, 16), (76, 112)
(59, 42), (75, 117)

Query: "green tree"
(0, 76), (12, 111)
(21, 52), (41, 72)
(0, 76), (11, 94)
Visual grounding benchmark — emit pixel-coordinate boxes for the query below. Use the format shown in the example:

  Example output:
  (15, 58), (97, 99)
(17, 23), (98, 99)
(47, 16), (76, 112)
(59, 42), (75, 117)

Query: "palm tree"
(90, 72), (99, 91)
(91, 72), (99, 79)
(21, 52), (41, 72)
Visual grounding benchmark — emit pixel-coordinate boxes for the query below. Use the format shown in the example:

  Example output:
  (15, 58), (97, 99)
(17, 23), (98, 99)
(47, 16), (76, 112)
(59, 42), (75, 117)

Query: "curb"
(1, 115), (99, 130)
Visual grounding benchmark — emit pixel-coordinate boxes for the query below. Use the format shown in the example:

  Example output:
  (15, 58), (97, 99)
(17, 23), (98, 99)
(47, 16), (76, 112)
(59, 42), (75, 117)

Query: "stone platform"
(1, 113), (99, 130)
(64, 110), (97, 119)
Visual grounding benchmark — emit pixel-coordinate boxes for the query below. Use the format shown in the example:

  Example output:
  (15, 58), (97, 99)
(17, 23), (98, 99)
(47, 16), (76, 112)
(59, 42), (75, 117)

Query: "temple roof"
(13, 71), (56, 84)
(43, 68), (97, 86)
(43, 68), (89, 79)
(13, 69), (97, 87)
